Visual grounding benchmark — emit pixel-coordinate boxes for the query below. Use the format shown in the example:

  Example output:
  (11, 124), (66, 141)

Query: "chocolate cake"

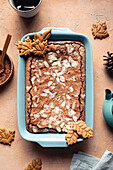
(25, 41), (85, 133)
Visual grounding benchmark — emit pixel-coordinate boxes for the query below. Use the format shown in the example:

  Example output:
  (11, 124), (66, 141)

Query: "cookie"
(91, 22), (109, 39)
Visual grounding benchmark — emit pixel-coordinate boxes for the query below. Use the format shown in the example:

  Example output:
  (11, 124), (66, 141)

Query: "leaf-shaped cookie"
(91, 22), (109, 39)
(42, 28), (52, 41)
(16, 36), (32, 56)
(25, 159), (42, 170)
(16, 29), (51, 57)
(65, 132), (78, 145)
(0, 128), (15, 146)
(73, 121), (93, 138)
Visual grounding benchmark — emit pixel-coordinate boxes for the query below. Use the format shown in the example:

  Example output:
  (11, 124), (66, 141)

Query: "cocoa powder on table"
(0, 58), (11, 84)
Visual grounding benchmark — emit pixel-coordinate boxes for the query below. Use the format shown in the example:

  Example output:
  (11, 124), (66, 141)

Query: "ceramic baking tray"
(17, 28), (94, 147)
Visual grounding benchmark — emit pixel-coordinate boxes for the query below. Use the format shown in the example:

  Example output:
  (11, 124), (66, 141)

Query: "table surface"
(0, 0), (113, 169)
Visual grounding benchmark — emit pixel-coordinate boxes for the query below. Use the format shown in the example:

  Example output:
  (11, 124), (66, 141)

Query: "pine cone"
(103, 52), (113, 71)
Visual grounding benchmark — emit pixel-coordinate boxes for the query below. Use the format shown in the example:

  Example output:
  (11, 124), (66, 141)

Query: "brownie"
(25, 41), (85, 133)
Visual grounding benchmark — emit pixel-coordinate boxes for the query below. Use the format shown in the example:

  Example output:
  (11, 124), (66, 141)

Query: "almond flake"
(62, 66), (66, 72)
(33, 127), (38, 133)
(62, 126), (67, 132)
(31, 76), (36, 83)
(26, 86), (31, 90)
(66, 94), (71, 100)
(60, 101), (65, 108)
(70, 76), (76, 81)
(34, 103), (38, 107)
(69, 86), (73, 92)
(34, 86), (37, 92)
(48, 124), (52, 128)
(34, 114), (40, 119)
(43, 61), (49, 67)
(56, 126), (61, 132)
(55, 70), (58, 73)
(73, 115), (77, 122)
(65, 117), (72, 121)
(56, 77), (60, 83)
(59, 100), (63, 103)
(52, 61), (61, 67)
(68, 109), (76, 116)
(38, 60), (43, 62)
(66, 44), (74, 54)
(60, 122), (65, 128)
(51, 86), (55, 90)
(60, 76), (65, 82)
(72, 102), (76, 109)
(44, 72), (50, 75)
(58, 57), (62, 61)
(49, 116), (56, 122)
(48, 52), (57, 61)
(39, 63), (43, 66)
(43, 105), (49, 109)
(55, 107), (60, 114)
(69, 56), (73, 63)
(56, 50), (60, 54)
(41, 113), (47, 118)
(74, 94), (78, 97)
(41, 93), (47, 96)
(37, 77), (40, 82)
(31, 65), (35, 68)
(72, 60), (78, 68)
(48, 81), (53, 86)
(44, 89), (50, 93)
(35, 73), (39, 77)
(55, 120), (61, 125)
(66, 101), (70, 109)
(74, 51), (77, 55)
(52, 61), (58, 66)
(62, 59), (71, 68)
(49, 102), (53, 107)
(39, 69), (42, 76)
(60, 82), (66, 86)
(49, 92), (57, 99)
(27, 98), (30, 101)
(81, 94), (85, 98)
(67, 121), (73, 125)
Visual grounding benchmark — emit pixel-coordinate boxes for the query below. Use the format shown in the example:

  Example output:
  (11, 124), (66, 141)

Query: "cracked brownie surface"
(25, 41), (85, 133)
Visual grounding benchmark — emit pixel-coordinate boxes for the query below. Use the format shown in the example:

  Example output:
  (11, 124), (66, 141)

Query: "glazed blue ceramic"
(103, 89), (113, 127)
(17, 28), (94, 147)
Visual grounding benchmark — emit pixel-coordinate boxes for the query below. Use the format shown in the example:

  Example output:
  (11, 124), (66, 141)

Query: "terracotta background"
(0, 0), (113, 169)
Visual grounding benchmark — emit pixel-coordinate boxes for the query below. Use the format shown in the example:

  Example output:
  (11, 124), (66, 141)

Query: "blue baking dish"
(17, 28), (94, 147)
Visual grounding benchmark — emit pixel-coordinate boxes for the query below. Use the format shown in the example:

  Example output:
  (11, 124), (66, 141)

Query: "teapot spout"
(105, 89), (112, 99)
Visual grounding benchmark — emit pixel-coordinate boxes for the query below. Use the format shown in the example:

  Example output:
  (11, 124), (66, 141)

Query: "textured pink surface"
(0, 0), (113, 169)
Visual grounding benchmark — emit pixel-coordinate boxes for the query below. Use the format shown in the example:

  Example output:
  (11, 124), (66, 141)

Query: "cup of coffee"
(8, 0), (42, 18)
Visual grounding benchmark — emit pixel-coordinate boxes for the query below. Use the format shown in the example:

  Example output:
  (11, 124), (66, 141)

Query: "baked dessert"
(25, 41), (85, 133)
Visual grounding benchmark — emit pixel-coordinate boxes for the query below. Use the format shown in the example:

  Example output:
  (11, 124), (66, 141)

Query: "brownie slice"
(26, 41), (85, 133)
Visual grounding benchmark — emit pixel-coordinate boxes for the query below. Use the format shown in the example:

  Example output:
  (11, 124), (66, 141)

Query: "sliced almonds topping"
(16, 28), (52, 57)
(65, 121), (93, 145)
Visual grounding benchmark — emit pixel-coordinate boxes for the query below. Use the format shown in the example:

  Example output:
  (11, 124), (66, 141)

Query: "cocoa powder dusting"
(0, 58), (11, 84)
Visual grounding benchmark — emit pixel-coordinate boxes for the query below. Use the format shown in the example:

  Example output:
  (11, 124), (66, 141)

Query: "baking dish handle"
(40, 27), (73, 34)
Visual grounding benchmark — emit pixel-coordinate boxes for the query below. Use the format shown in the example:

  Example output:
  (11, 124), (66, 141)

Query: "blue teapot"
(103, 89), (113, 127)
